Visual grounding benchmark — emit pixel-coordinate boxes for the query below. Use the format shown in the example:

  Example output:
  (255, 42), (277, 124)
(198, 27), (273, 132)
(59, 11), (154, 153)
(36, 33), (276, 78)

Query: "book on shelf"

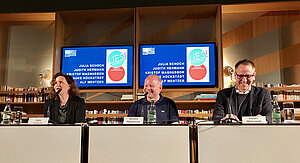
(194, 94), (217, 100)
(121, 94), (133, 101)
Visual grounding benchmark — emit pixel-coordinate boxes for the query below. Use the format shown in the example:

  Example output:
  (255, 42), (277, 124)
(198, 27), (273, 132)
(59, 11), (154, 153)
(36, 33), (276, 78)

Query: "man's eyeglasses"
(235, 74), (255, 79)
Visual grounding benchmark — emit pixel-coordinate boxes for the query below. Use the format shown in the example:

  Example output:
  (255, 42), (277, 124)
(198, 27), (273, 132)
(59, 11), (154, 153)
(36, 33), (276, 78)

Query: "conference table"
(2, 124), (300, 163)
(0, 125), (82, 163)
(197, 124), (300, 163)
(88, 125), (190, 163)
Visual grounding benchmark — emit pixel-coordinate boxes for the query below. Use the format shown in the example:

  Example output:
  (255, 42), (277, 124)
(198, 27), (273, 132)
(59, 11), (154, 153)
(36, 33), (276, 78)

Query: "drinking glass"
(283, 102), (295, 123)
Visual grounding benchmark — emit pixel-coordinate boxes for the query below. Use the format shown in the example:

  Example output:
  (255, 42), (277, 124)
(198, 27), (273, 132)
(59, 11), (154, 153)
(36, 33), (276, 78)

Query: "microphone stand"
(46, 89), (62, 121)
(141, 92), (148, 124)
(221, 98), (239, 124)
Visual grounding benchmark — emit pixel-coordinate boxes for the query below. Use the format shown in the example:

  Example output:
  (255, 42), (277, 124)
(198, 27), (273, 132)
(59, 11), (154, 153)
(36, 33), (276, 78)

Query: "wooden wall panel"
(223, 2), (300, 85)
(64, 18), (94, 42)
(161, 92), (192, 99)
(253, 42), (300, 75)
(223, 10), (299, 48)
(280, 42), (300, 69)
(53, 13), (64, 74)
(216, 5), (223, 89)
(0, 24), (8, 85)
(253, 51), (280, 75)
(292, 64), (300, 83)
(92, 17), (134, 46)
(143, 15), (208, 43)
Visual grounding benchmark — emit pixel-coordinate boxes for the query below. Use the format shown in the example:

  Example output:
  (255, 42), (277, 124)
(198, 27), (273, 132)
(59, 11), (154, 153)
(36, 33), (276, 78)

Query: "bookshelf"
(3, 86), (300, 120)
(0, 91), (39, 94)
(265, 87), (300, 108)
(266, 87), (300, 91)
(86, 113), (212, 119)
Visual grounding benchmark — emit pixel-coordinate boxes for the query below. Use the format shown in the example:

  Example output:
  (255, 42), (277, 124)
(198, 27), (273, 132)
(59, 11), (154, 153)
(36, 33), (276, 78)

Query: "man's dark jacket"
(213, 86), (272, 123)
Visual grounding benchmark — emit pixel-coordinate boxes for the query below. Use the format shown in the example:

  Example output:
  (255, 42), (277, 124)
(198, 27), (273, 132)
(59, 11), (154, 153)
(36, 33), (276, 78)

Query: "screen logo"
(142, 47), (155, 55)
(108, 51), (125, 67)
(188, 49), (206, 66)
(106, 49), (128, 83)
(186, 47), (210, 82)
(64, 50), (77, 58)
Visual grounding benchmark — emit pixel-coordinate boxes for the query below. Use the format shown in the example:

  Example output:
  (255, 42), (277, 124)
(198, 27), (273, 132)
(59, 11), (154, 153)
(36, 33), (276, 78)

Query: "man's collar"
(142, 94), (164, 104)
(235, 86), (251, 94)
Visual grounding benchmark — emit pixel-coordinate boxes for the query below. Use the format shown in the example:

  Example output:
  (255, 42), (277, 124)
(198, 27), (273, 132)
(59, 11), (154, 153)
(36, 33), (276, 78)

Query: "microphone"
(48, 120), (57, 124)
(150, 98), (155, 106)
(47, 88), (62, 118)
(221, 98), (239, 124)
(55, 89), (62, 97)
(227, 98), (232, 115)
(141, 106), (145, 118)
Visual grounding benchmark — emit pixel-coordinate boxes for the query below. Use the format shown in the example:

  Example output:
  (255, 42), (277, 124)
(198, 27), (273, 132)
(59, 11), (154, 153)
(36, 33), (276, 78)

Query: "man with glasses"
(213, 59), (272, 123)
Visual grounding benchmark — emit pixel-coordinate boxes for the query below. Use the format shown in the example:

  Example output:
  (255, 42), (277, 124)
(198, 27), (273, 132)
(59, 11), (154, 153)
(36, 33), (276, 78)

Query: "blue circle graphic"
(188, 49), (206, 66)
(108, 51), (125, 67)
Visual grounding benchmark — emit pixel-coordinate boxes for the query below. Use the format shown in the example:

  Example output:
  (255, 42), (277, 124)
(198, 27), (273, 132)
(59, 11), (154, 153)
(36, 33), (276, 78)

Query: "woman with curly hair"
(44, 72), (86, 124)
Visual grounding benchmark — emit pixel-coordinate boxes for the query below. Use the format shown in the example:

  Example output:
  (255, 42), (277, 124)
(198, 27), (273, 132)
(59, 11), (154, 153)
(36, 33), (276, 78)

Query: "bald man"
(128, 75), (179, 124)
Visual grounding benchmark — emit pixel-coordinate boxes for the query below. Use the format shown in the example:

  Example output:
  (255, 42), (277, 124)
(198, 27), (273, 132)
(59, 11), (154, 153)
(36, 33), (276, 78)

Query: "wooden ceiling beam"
(0, 13), (55, 22)
(222, 1), (300, 14)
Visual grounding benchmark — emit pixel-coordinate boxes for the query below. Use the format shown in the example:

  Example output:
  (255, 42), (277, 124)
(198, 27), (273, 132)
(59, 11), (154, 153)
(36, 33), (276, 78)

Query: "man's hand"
(221, 114), (240, 122)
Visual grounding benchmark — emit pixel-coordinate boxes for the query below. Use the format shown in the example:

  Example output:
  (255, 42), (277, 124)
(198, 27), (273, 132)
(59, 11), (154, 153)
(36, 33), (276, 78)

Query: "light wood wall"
(0, 13), (55, 87)
(0, 23), (8, 85)
(222, 1), (300, 84)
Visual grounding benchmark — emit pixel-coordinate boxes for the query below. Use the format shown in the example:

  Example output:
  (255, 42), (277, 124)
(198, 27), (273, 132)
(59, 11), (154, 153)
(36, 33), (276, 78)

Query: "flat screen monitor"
(61, 46), (133, 88)
(139, 43), (217, 88)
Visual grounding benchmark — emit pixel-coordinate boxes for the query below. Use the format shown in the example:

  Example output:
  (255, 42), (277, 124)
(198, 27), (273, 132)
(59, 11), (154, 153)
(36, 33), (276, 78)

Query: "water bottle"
(1, 99), (12, 125)
(147, 99), (156, 124)
(272, 95), (281, 124)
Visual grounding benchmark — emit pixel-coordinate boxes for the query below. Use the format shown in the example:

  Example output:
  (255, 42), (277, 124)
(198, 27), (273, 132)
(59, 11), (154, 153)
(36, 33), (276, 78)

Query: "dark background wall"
(0, 0), (296, 13)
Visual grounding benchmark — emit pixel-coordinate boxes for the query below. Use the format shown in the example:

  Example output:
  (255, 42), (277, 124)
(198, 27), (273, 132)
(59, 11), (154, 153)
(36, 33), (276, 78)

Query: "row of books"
(0, 93), (48, 102)
(273, 90), (300, 101)
(86, 109), (128, 115)
(86, 109), (212, 116)
(178, 109), (212, 114)
(90, 117), (125, 124)
(85, 109), (213, 124)
(179, 117), (194, 125)
(0, 86), (50, 102)
(86, 109), (128, 124)
(178, 109), (213, 124)
(0, 86), (40, 91)
(260, 83), (300, 88)
(0, 85), (8, 91)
